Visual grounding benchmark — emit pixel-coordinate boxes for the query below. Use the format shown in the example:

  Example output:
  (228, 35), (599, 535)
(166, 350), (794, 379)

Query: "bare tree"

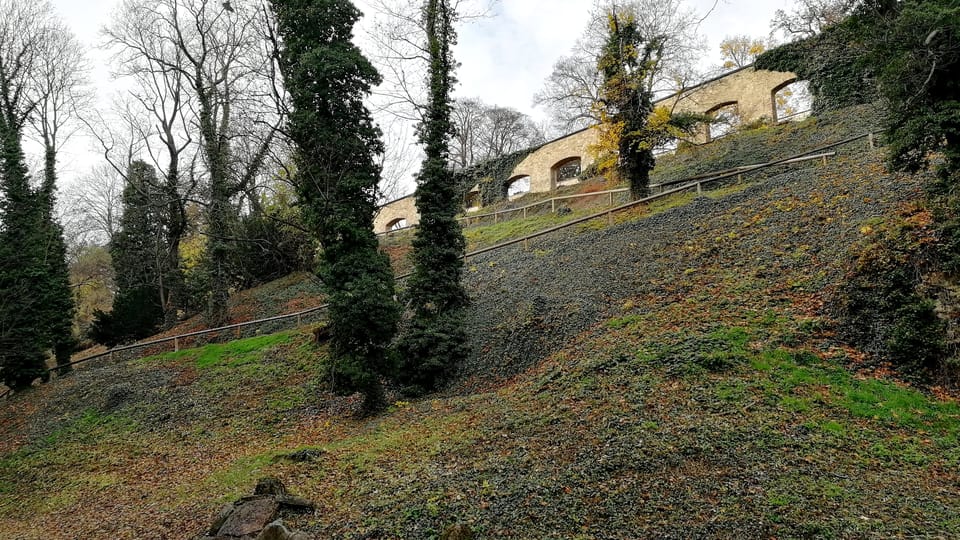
(480, 105), (545, 159)
(450, 98), (485, 169)
(58, 163), (126, 252)
(771, 0), (859, 39)
(449, 98), (545, 169)
(534, 0), (708, 131)
(376, 117), (421, 202)
(25, 19), (92, 197)
(105, 0), (284, 326)
(533, 55), (604, 131)
(0, 1), (48, 131)
(103, 3), (198, 325)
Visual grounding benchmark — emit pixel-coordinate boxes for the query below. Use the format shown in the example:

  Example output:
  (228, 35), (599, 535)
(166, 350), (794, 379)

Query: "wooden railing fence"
(0, 132), (872, 398)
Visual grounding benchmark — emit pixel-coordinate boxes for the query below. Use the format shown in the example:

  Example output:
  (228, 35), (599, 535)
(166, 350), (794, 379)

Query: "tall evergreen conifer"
(397, 0), (469, 395)
(0, 115), (52, 389)
(90, 161), (165, 346)
(271, 0), (400, 412)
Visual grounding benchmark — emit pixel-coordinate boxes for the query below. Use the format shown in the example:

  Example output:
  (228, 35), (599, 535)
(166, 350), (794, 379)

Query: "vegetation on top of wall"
(453, 145), (542, 207)
(755, 22), (878, 113)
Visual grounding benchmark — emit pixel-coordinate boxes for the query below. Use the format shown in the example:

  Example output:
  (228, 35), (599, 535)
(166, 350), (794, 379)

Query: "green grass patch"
(141, 331), (295, 369)
(0, 408), (142, 516)
(199, 453), (279, 504)
(759, 351), (960, 434)
(464, 210), (594, 250)
(606, 314), (645, 329)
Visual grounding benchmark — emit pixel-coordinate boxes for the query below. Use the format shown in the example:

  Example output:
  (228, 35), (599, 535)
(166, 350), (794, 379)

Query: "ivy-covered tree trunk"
(272, 0), (400, 413)
(397, 0), (469, 395)
(38, 146), (75, 375)
(621, 136), (656, 201)
(161, 159), (187, 328)
(595, 12), (659, 201)
(0, 1), (78, 388)
(196, 81), (236, 329)
(0, 104), (55, 390)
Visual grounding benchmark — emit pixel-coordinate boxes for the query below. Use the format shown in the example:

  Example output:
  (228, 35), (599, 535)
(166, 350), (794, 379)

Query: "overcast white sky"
(47, 0), (797, 188)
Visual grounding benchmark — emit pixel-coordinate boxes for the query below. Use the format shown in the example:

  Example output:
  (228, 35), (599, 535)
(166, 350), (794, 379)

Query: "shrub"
(836, 208), (952, 381)
(89, 287), (164, 347)
(232, 211), (315, 289)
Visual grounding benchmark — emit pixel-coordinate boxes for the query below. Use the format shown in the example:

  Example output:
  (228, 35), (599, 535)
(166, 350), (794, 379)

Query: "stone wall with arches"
(373, 65), (800, 233)
(507, 127), (600, 195)
(660, 66), (798, 125)
(373, 194), (419, 234)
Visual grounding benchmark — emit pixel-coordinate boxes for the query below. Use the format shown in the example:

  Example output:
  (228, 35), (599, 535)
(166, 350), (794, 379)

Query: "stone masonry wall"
(510, 128), (600, 194)
(373, 195), (419, 234)
(374, 66), (799, 232)
(660, 67), (798, 124)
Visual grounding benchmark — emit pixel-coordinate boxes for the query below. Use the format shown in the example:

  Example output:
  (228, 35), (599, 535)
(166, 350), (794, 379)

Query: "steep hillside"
(2, 105), (959, 539)
(453, 106), (888, 391)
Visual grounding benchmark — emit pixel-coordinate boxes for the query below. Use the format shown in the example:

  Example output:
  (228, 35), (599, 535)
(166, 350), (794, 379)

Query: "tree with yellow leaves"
(592, 9), (706, 200)
(719, 35), (767, 70)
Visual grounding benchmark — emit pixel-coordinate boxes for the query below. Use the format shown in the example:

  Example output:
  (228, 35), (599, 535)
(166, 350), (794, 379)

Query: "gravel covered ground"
(456, 139), (911, 391)
(7, 105), (957, 539)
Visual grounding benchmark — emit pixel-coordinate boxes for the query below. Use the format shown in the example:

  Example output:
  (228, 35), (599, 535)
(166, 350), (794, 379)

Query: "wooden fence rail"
(379, 151), (834, 236)
(14, 133), (869, 390)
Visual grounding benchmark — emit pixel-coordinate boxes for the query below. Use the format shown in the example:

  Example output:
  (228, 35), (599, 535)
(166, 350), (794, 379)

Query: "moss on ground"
(1, 104), (957, 538)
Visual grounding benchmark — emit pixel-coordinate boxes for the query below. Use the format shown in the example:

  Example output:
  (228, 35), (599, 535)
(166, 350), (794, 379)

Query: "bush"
(89, 286), (164, 347)
(836, 208), (951, 381)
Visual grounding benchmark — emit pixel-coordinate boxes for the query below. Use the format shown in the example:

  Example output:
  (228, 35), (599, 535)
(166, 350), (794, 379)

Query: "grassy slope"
(2, 105), (959, 538)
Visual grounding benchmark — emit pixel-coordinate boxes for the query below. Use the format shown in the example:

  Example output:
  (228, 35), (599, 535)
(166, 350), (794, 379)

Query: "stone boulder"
(200, 478), (315, 540)
(441, 523), (475, 540)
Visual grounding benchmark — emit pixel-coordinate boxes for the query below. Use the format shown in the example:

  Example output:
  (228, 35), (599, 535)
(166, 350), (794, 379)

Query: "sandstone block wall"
(509, 128), (600, 194)
(659, 66), (798, 125)
(374, 66), (800, 233)
(373, 195), (419, 234)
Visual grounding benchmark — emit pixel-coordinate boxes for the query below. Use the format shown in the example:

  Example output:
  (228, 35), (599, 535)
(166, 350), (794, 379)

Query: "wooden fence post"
(523, 207), (527, 219)
(551, 199), (556, 213)
(868, 133), (875, 149)
(609, 192), (614, 207)
(696, 182), (703, 196)
(174, 337), (179, 352)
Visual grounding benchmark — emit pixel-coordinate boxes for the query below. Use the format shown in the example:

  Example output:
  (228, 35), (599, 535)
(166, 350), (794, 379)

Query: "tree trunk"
(162, 161), (186, 328)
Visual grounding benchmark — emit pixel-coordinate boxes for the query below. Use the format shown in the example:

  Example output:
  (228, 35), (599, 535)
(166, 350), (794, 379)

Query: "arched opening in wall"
(654, 139), (678, 157)
(386, 217), (408, 231)
(464, 185), (481, 213)
(772, 79), (812, 122)
(552, 157), (582, 187)
(505, 175), (531, 201)
(705, 102), (740, 142)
